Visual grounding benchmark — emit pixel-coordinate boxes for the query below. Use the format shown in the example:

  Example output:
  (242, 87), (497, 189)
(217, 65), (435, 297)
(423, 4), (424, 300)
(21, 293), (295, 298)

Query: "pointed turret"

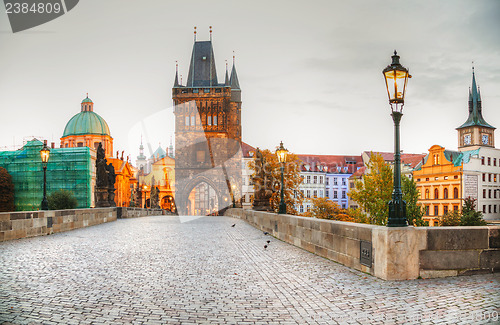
(174, 62), (180, 87)
(230, 59), (240, 90)
(457, 68), (494, 129)
(186, 41), (218, 87)
(224, 61), (230, 86)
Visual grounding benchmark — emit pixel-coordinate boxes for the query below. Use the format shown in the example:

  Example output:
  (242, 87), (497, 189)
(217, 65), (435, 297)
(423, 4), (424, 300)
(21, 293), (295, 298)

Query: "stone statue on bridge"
(94, 143), (116, 207)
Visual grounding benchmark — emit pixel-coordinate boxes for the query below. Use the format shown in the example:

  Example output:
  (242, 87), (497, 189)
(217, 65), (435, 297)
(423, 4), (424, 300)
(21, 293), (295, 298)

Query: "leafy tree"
(48, 189), (77, 210)
(347, 208), (370, 224)
(440, 210), (461, 226)
(460, 197), (487, 226)
(0, 167), (15, 212)
(248, 148), (304, 214)
(440, 197), (487, 226)
(348, 153), (393, 225)
(307, 197), (353, 222)
(402, 175), (425, 226)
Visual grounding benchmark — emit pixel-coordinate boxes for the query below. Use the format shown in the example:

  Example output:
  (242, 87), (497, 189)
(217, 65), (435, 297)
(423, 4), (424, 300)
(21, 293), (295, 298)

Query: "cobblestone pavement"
(1, 216), (499, 325)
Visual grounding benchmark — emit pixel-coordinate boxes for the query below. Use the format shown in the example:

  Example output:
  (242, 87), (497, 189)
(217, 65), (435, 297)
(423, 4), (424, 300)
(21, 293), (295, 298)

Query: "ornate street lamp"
(40, 140), (50, 210)
(231, 184), (236, 208)
(383, 50), (411, 227)
(276, 141), (288, 214)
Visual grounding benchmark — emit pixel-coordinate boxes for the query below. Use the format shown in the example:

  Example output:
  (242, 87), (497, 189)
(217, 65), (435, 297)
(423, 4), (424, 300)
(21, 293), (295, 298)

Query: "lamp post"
(40, 140), (51, 210)
(143, 185), (148, 208)
(231, 184), (236, 208)
(383, 50), (411, 227)
(276, 141), (288, 214)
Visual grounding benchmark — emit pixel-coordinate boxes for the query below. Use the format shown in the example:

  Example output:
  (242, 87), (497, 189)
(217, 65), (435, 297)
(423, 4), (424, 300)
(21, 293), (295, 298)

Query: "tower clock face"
(482, 134), (489, 145)
(464, 134), (471, 145)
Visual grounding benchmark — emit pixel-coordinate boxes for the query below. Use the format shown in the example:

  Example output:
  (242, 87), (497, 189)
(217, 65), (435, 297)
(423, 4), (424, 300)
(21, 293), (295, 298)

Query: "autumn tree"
(348, 153), (393, 225)
(248, 148), (304, 214)
(308, 197), (353, 222)
(349, 152), (424, 226)
(441, 197), (487, 226)
(0, 167), (15, 212)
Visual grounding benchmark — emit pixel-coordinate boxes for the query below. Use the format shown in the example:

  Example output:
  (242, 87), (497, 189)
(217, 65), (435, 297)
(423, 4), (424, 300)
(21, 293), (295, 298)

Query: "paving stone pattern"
(0, 216), (499, 324)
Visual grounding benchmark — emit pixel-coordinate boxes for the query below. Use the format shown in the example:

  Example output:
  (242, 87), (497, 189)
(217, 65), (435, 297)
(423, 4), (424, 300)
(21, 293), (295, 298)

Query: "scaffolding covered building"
(0, 139), (96, 211)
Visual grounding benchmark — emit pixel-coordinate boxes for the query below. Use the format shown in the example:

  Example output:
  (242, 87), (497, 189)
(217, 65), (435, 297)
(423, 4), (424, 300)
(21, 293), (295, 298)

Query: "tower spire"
(174, 61), (179, 87)
(230, 51), (240, 90)
(225, 60), (229, 85)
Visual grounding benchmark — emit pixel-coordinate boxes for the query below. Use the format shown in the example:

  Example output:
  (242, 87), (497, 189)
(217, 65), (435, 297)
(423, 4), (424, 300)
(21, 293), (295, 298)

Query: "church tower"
(173, 29), (242, 215)
(457, 68), (495, 149)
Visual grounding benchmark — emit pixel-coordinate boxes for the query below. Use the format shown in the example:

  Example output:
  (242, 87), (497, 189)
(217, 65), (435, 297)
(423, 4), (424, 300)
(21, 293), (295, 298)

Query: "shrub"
(48, 189), (77, 210)
(440, 210), (461, 226)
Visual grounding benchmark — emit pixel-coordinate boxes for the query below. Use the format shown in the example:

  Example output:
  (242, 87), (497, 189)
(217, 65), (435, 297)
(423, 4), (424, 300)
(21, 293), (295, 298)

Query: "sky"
(1, 0), (499, 162)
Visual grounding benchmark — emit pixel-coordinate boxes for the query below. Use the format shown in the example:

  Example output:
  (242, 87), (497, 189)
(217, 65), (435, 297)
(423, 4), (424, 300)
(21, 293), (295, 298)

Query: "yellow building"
(414, 145), (463, 226)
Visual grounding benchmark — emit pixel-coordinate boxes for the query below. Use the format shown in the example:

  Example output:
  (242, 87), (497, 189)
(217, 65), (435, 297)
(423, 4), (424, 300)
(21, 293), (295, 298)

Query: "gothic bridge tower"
(173, 30), (242, 215)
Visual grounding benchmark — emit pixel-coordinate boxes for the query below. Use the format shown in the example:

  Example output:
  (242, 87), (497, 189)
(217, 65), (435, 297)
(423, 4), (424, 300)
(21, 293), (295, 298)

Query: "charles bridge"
(0, 209), (499, 324)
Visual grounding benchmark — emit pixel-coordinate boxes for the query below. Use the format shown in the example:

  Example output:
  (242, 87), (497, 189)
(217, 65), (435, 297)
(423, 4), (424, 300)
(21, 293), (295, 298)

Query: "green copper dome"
(62, 111), (110, 137)
(82, 97), (93, 103)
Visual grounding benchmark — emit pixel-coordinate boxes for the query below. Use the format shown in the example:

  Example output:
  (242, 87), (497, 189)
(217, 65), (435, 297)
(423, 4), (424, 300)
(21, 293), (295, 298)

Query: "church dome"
(62, 96), (111, 137)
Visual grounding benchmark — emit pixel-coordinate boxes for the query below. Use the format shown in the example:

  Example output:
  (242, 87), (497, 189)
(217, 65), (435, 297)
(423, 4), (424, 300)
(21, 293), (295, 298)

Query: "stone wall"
(0, 208), (116, 242)
(225, 208), (500, 280)
(117, 207), (170, 218)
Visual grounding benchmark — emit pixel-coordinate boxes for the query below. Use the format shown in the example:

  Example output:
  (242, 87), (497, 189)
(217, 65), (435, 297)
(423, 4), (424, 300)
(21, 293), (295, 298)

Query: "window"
(342, 191), (346, 199)
(489, 189), (492, 198)
(434, 206), (439, 216)
(489, 174), (492, 182)
(342, 178), (346, 186)
(488, 157), (491, 166)
(435, 177), (439, 181)
(204, 88), (210, 93)
(300, 205), (304, 213)
(482, 157), (485, 165)
(495, 174), (498, 182)
(489, 205), (492, 213)
(326, 178), (329, 185)
(333, 191), (338, 199)
(443, 188), (448, 199)
(483, 174), (486, 182)
(453, 205), (459, 211)
(495, 191), (498, 199)
(350, 183), (354, 189)
(443, 206), (448, 215)
(196, 150), (205, 163)
(313, 176), (317, 184)
(77, 142), (83, 147)
(301, 190), (304, 197)
(207, 116), (212, 125)
(425, 189), (430, 199)
(342, 204), (346, 209)
(483, 189), (487, 198)
(495, 205), (498, 214)
(434, 188), (439, 199)
(319, 176), (323, 184)
(213, 115), (217, 125)
(444, 176), (448, 180)
(495, 158), (497, 166)
(313, 190), (317, 198)
(425, 206), (429, 216)
(454, 175), (458, 179)
(483, 205), (486, 213)
(417, 178), (421, 182)
(326, 189), (329, 197)
(333, 178), (338, 185)
(191, 115), (195, 126)
(306, 190), (311, 198)
(193, 88), (199, 93)
(319, 190), (323, 197)
(185, 116), (190, 126)
(306, 205), (311, 212)
(453, 187), (459, 199)
(426, 178), (430, 181)
(306, 176), (311, 184)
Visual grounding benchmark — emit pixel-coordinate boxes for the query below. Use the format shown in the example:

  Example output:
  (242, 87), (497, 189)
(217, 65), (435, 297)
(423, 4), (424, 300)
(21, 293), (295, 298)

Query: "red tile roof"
(297, 154), (363, 173)
(364, 151), (425, 169)
(241, 142), (256, 158)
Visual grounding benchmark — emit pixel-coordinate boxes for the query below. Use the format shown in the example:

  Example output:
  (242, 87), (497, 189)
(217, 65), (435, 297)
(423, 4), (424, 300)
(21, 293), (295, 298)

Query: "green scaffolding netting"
(0, 139), (93, 211)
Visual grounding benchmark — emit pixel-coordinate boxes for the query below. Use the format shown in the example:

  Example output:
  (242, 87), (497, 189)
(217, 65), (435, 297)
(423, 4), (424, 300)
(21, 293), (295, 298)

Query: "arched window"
(443, 188), (448, 199)
(453, 187), (459, 199)
(425, 189), (430, 199)
(434, 188), (439, 199)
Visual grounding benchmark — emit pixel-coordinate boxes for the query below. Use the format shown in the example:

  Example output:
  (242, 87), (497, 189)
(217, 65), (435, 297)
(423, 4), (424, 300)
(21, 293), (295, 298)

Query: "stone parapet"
(0, 208), (116, 242)
(225, 208), (500, 280)
(117, 207), (171, 218)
